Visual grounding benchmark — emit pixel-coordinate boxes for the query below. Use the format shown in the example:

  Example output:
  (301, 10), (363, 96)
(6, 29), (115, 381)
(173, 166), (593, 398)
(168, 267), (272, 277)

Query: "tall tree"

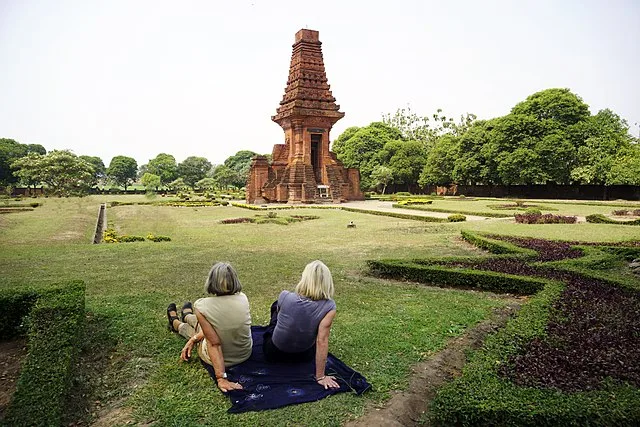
(147, 153), (178, 186)
(12, 150), (94, 196)
(107, 156), (138, 190)
(223, 150), (258, 188)
(211, 165), (240, 190)
(0, 138), (45, 185)
(511, 88), (590, 127)
(140, 172), (161, 191)
(419, 134), (460, 186)
(378, 140), (426, 185)
(79, 155), (106, 186)
(370, 165), (393, 194)
(332, 122), (402, 190)
(177, 156), (212, 188)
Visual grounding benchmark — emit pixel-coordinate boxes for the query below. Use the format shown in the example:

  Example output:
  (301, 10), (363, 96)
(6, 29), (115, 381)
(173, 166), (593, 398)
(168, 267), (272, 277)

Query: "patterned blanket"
(201, 325), (371, 413)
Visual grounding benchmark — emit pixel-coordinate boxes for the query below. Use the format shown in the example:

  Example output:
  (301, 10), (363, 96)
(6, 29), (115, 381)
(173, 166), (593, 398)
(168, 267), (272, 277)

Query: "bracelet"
(315, 375), (326, 381)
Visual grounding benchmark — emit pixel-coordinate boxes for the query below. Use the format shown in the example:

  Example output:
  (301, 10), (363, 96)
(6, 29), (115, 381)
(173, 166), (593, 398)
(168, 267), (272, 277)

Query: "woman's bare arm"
(315, 309), (339, 389)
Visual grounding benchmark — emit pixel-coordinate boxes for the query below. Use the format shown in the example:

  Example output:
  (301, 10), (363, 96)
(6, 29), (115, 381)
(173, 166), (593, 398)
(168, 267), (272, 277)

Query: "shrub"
(634, 209), (640, 216)
(146, 234), (171, 242)
(267, 211), (278, 218)
(396, 191), (411, 196)
(342, 207), (446, 222)
(515, 213), (577, 224)
(612, 209), (630, 216)
(103, 228), (119, 243)
(29, 202), (41, 208)
(2, 281), (86, 427)
(447, 214), (466, 222)
(524, 207), (542, 215)
(220, 217), (254, 224)
(118, 235), (146, 242)
(587, 214), (640, 225)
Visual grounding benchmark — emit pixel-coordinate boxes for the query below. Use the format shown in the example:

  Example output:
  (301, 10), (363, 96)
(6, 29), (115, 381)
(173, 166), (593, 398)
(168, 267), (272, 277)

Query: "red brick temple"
(246, 29), (364, 204)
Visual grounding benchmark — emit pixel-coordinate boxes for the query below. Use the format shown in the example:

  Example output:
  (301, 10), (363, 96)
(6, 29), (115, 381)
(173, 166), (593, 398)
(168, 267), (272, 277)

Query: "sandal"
(167, 303), (180, 332)
(181, 302), (194, 322)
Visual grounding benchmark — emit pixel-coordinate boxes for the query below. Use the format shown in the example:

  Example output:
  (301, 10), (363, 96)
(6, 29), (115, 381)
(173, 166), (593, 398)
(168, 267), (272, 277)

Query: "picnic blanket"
(201, 325), (371, 413)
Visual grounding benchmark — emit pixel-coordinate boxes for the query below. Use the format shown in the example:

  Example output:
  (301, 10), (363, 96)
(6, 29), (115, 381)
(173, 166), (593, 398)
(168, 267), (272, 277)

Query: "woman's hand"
(180, 338), (196, 361)
(316, 375), (340, 389)
(217, 378), (243, 393)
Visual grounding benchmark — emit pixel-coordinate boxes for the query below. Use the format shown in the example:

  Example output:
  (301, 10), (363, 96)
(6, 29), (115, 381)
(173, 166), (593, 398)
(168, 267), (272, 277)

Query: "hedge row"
(1, 281), (86, 427)
(341, 207), (446, 222)
(391, 203), (512, 218)
(367, 259), (549, 295)
(586, 214), (640, 225)
(460, 230), (537, 257)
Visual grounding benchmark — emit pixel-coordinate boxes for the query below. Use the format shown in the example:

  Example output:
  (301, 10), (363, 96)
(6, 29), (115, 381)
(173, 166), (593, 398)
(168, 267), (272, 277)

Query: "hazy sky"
(1, 0), (639, 167)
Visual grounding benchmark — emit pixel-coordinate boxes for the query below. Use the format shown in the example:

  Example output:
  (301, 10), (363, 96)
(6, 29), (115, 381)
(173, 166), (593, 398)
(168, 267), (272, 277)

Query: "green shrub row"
(341, 207), (447, 222)
(460, 230), (537, 257)
(367, 259), (549, 295)
(586, 214), (640, 225)
(1, 281), (86, 427)
(103, 228), (170, 243)
(391, 203), (512, 218)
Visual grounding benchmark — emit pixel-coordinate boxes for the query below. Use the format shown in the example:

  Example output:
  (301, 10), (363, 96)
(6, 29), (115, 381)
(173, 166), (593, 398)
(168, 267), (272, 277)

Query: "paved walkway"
(341, 200), (492, 222)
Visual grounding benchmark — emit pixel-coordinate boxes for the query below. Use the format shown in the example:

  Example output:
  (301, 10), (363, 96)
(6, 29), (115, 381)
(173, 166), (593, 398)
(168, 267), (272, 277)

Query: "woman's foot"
(181, 301), (193, 322)
(167, 303), (180, 333)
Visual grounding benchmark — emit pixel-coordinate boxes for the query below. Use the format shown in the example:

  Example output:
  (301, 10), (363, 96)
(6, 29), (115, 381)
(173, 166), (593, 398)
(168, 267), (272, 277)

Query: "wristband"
(315, 375), (326, 381)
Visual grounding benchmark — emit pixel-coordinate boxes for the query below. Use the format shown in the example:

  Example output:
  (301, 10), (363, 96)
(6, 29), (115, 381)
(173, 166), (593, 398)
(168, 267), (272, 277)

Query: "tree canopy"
(107, 156), (138, 190)
(147, 153), (178, 186)
(177, 156), (212, 188)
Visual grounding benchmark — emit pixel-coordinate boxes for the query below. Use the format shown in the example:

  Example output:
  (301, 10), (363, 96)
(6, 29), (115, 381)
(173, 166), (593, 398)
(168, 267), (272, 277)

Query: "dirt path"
(0, 338), (27, 419)
(345, 302), (521, 427)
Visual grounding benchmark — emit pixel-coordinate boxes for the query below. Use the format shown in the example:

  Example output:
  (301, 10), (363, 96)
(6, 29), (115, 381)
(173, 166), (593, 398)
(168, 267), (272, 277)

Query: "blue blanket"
(201, 326), (371, 413)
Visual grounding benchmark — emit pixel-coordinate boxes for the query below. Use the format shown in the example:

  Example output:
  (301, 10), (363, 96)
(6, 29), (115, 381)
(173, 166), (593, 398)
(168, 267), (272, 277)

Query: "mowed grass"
(1, 195), (639, 425)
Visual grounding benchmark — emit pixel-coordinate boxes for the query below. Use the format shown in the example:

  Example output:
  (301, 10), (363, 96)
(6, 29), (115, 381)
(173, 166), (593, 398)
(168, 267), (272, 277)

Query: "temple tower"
(246, 29), (363, 204)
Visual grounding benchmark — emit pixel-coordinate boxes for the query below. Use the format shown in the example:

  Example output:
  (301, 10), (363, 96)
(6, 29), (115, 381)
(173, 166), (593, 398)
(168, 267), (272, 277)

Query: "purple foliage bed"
(445, 236), (640, 392)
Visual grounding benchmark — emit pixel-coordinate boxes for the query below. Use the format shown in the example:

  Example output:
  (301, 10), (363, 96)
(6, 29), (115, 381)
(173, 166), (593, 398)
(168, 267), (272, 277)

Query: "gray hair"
(295, 260), (334, 300)
(204, 262), (242, 296)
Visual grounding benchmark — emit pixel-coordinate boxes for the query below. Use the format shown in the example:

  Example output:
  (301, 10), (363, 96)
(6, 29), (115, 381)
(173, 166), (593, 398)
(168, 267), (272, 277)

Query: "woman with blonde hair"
(263, 260), (339, 390)
(167, 261), (252, 392)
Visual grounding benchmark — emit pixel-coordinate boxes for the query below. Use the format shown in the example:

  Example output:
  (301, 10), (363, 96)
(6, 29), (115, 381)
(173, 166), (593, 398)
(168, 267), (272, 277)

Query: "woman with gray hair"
(263, 260), (340, 390)
(167, 261), (252, 392)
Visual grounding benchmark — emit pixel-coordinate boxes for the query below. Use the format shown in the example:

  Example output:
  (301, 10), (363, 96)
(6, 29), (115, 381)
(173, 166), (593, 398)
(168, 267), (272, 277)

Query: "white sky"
(1, 0), (639, 167)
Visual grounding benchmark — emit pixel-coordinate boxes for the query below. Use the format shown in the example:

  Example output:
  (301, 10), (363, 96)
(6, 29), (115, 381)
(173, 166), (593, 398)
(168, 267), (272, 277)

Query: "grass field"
(1, 195), (639, 426)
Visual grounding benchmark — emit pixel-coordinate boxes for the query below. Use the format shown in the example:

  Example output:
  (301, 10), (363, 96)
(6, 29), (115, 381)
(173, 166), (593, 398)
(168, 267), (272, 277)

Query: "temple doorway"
(311, 134), (322, 182)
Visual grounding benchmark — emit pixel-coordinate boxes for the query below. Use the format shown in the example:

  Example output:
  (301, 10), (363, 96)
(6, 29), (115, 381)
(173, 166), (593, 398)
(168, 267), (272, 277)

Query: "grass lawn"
(1, 195), (639, 425)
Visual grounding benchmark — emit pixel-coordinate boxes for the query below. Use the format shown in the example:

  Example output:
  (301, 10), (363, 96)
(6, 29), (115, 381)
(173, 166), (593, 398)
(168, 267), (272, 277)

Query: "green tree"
(383, 107), (476, 147)
(167, 177), (187, 191)
(11, 152), (43, 192)
(177, 156), (212, 188)
(332, 122), (402, 190)
(140, 172), (161, 191)
(147, 153), (178, 186)
(79, 155), (106, 186)
(195, 177), (217, 190)
(223, 150), (258, 188)
(12, 150), (94, 196)
(0, 138), (46, 185)
(419, 134), (460, 186)
(378, 140), (426, 186)
(511, 88), (590, 127)
(107, 156), (138, 190)
(370, 165), (393, 194)
(607, 146), (640, 185)
(211, 165), (240, 190)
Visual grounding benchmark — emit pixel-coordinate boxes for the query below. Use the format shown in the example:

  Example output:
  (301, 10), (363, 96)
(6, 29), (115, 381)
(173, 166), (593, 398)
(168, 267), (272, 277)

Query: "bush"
(447, 214), (466, 222)
(220, 217), (254, 224)
(118, 234), (146, 242)
(146, 234), (172, 242)
(524, 207), (542, 215)
(515, 213), (577, 224)
(342, 207), (446, 222)
(395, 191), (411, 196)
(612, 209), (630, 216)
(460, 230), (537, 257)
(393, 203), (512, 218)
(586, 214), (640, 225)
(1, 281), (86, 427)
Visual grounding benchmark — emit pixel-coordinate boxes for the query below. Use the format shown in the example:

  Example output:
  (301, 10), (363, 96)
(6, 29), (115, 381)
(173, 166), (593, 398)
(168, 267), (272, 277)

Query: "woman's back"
(272, 290), (336, 352)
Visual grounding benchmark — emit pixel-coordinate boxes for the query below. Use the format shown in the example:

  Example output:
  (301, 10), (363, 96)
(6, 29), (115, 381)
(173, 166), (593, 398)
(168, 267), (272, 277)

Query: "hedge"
(367, 259), (549, 295)
(460, 230), (537, 258)
(341, 207), (446, 222)
(1, 281), (86, 427)
(391, 203), (513, 218)
(586, 214), (640, 225)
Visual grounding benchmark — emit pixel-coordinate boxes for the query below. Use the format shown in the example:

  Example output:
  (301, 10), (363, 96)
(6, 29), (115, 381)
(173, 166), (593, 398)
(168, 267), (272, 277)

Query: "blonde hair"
(294, 260), (334, 300)
(204, 262), (242, 296)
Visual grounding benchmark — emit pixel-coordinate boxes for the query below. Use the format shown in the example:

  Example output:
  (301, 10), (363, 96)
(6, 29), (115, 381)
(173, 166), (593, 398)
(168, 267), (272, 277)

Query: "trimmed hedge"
(341, 207), (446, 222)
(392, 203), (513, 218)
(1, 281), (86, 427)
(586, 214), (640, 225)
(461, 230), (537, 257)
(367, 259), (549, 295)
